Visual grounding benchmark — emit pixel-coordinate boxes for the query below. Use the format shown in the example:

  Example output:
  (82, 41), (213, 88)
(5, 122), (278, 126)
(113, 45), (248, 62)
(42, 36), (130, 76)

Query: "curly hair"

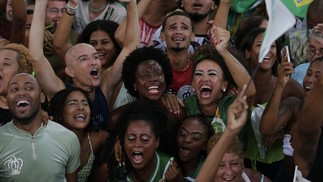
(207, 133), (244, 159)
(122, 46), (173, 98)
(0, 38), (10, 48)
(48, 87), (95, 132)
(96, 100), (170, 180)
(192, 44), (236, 89)
(1, 43), (33, 74)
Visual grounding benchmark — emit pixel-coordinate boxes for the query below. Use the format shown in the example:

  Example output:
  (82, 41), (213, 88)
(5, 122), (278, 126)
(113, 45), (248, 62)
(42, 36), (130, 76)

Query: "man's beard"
(12, 112), (38, 125)
(11, 104), (40, 125)
(171, 46), (187, 52)
(187, 12), (209, 22)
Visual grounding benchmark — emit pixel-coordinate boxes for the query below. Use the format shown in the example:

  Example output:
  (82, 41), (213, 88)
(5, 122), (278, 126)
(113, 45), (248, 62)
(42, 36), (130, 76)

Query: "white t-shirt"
(74, 1), (127, 34)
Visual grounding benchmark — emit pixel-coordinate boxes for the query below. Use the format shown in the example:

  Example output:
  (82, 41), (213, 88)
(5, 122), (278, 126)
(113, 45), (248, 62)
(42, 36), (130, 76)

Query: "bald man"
(28, 0), (140, 129)
(0, 73), (80, 182)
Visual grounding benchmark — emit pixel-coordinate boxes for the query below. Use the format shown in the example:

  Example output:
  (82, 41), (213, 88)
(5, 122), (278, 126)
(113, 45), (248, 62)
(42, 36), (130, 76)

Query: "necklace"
(89, 1), (107, 13)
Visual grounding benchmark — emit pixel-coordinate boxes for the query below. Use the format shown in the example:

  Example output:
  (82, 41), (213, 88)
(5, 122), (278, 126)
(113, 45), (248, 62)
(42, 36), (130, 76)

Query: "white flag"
(293, 165), (311, 182)
(258, 0), (296, 63)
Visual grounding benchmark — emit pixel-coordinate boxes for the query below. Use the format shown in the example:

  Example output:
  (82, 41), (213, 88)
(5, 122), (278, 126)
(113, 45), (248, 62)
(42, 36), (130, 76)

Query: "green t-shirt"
(126, 152), (173, 182)
(0, 121), (80, 181)
(184, 95), (236, 133)
(244, 104), (284, 166)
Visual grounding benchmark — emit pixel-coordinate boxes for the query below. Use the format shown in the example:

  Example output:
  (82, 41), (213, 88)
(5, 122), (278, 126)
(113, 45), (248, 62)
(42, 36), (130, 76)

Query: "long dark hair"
(48, 87), (94, 132)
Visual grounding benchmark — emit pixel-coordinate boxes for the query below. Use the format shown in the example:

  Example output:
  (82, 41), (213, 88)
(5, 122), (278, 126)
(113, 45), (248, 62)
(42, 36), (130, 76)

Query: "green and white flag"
(231, 0), (264, 13)
(258, 0), (296, 63)
(281, 0), (313, 18)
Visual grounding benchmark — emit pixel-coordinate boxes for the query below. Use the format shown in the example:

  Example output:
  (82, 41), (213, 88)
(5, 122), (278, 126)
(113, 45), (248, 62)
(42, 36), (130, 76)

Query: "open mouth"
(199, 85), (212, 98)
(180, 146), (191, 156)
(223, 176), (236, 181)
(192, 2), (203, 8)
(97, 51), (107, 59)
(16, 100), (30, 108)
(132, 151), (144, 164)
(147, 86), (160, 94)
(262, 56), (271, 63)
(73, 114), (86, 121)
(303, 85), (312, 94)
(90, 68), (99, 77)
(172, 37), (185, 43)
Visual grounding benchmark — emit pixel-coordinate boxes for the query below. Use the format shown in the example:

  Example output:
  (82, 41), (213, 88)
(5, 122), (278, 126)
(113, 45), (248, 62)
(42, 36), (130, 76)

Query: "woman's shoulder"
(284, 78), (304, 100)
(244, 168), (272, 182)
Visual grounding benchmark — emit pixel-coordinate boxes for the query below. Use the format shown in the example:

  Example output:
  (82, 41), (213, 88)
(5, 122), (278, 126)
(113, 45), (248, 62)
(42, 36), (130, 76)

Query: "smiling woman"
(48, 87), (108, 182)
(206, 133), (271, 182)
(105, 46), (174, 132)
(184, 41), (255, 133)
(238, 27), (303, 180)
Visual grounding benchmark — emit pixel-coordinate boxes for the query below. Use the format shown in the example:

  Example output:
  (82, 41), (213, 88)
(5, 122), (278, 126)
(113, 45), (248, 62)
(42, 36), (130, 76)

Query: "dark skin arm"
(0, 0), (6, 12)
(106, 104), (127, 132)
(10, 0), (27, 43)
(260, 60), (294, 135)
(65, 171), (78, 182)
(196, 85), (249, 182)
(294, 64), (323, 177)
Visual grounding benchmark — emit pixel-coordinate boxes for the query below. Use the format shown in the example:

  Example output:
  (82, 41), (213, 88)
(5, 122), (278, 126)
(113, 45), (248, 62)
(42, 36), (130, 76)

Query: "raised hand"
(313, 23), (323, 35)
(164, 159), (183, 182)
(209, 26), (230, 53)
(68, 0), (78, 6)
(226, 85), (248, 134)
(276, 60), (293, 88)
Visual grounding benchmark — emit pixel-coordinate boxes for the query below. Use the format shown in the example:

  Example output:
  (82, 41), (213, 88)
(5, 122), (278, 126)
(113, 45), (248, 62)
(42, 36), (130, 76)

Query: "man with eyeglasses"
(292, 27), (323, 86)
(45, 0), (66, 26)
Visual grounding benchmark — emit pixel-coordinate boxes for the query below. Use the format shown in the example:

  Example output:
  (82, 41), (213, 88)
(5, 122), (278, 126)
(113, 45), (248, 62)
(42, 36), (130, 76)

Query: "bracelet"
(65, 9), (75, 16)
(66, 1), (78, 10)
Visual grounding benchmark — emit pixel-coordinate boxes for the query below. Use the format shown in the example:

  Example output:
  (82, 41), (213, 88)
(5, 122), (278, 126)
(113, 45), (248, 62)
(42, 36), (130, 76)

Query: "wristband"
(66, 1), (78, 10)
(65, 9), (75, 16)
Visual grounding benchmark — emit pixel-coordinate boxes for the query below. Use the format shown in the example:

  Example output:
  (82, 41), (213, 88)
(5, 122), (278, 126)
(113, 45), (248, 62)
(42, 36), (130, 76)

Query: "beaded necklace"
(89, 1), (107, 13)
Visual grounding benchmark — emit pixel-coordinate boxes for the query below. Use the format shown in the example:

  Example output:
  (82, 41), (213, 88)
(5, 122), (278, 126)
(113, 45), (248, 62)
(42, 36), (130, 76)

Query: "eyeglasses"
(48, 7), (66, 15)
(308, 45), (323, 56)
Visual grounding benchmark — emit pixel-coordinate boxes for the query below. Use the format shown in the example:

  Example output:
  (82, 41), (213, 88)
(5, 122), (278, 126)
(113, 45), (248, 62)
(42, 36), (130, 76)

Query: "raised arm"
(210, 26), (256, 97)
(52, 0), (76, 64)
(0, 0), (5, 12)
(260, 61), (294, 135)
(114, 0), (152, 45)
(213, 0), (232, 29)
(29, 0), (65, 100)
(10, 0), (27, 43)
(294, 63), (323, 177)
(196, 85), (249, 182)
(100, 0), (140, 102)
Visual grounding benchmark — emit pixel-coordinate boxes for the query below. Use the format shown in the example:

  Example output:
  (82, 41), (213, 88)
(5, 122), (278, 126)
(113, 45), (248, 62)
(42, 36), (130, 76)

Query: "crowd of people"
(0, 0), (323, 181)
